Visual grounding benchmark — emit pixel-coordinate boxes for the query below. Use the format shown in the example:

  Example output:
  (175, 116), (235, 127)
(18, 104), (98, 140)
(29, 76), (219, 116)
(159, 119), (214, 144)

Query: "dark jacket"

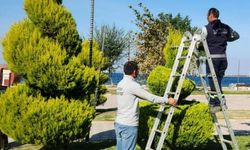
(205, 19), (231, 55)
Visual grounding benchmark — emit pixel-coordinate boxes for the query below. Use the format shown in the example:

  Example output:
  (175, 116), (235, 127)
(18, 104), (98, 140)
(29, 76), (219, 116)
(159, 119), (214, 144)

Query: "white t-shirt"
(115, 75), (167, 126)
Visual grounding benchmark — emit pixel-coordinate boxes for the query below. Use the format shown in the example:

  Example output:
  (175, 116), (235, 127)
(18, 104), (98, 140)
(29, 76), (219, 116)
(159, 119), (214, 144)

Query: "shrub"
(163, 27), (183, 69)
(138, 101), (214, 150)
(0, 84), (94, 147)
(1, 0), (107, 146)
(147, 66), (195, 100)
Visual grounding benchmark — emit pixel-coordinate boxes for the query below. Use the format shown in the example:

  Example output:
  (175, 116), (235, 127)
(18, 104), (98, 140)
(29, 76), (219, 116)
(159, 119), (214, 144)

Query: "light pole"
(89, 0), (94, 67)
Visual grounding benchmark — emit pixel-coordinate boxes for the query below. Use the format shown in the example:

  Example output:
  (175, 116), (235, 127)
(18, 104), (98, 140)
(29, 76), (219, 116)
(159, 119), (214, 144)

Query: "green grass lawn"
(94, 109), (250, 121)
(105, 86), (250, 95)
(95, 111), (116, 121)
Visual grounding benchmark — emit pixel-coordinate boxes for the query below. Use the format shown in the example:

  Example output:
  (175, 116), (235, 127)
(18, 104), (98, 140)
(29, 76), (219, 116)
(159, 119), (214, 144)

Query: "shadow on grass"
(65, 140), (116, 150)
(202, 135), (233, 150)
(7, 141), (23, 149)
(90, 129), (116, 141)
(96, 108), (117, 113)
(6, 140), (116, 150)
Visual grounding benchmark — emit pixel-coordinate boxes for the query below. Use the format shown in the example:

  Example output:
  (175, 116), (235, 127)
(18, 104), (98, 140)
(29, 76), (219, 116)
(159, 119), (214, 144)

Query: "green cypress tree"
(0, 0), (107, 146)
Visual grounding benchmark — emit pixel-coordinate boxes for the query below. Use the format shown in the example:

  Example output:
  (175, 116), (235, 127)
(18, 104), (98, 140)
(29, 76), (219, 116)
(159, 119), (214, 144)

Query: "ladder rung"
(178, 56), (188, 60)
(167, 92), (176, 95)
(200, 74), (206, 78)
(184, 39), (191, 43)
(199, 56), (207, 60)
(216, 123), (228, 128)
(170, 46), (189, 49)
(145, 147), (154, 150)
(200, 74), (212, 78)
(155, 129), (163, 134)
(172, 74), (182, 77)
(222, 139), (233, 144)
(207, 91), (217, 94)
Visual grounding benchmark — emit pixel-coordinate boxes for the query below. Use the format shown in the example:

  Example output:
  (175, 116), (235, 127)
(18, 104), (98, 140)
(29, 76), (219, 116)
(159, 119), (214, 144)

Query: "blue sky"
(0, 0), (250, 75)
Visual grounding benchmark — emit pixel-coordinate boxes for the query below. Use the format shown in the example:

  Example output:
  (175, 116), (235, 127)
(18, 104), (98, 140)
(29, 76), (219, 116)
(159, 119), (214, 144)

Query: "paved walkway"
(96, 94), (250, 110)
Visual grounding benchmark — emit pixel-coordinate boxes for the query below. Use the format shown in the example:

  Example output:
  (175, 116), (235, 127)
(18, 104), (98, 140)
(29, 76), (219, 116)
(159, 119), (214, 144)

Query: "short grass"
(105, 86), (250, 95)
(106, 88), (117, 95)
(216, 110), (250, 119)
(95, 111), (116, 121)
(94, 109), (250, 121)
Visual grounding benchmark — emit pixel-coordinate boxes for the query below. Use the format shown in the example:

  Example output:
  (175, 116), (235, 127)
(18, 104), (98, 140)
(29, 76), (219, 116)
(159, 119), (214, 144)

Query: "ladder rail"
(195, 55), (228, 150)
(200, 33), (239, 150)
(156, 33), (198, 150)
(163, 32), (192, 97)
(146, 31), (192, 150)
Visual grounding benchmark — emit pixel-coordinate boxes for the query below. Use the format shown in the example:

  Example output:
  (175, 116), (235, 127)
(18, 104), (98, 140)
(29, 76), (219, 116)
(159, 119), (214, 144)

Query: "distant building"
(0, 64), (20, 89)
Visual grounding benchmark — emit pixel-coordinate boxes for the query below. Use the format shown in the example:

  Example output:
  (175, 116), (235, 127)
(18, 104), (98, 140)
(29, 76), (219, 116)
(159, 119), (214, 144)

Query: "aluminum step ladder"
(145, 29), (239, 150)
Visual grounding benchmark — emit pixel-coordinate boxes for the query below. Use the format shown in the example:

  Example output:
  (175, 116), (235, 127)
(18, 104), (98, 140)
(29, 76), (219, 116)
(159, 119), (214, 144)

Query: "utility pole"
(237, 59), (240, 91)
(86, 0), (95, 142)
(128, 33), (131, 61)
(94, 31), (106, 108)
(89, 0), (95, 67)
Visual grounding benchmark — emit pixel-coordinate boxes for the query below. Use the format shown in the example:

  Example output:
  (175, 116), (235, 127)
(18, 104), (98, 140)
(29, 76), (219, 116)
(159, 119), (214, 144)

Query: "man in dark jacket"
(203, 8), (239, 110)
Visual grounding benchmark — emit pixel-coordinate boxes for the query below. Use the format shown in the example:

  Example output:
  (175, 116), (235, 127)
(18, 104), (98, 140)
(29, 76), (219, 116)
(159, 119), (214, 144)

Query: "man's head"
(124, 61), (139, 78)
(207, 8), (219, 22)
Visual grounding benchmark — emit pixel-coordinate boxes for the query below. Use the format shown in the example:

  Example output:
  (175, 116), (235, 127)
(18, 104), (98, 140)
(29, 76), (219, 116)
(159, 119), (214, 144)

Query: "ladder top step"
(154, 129), (163, 134)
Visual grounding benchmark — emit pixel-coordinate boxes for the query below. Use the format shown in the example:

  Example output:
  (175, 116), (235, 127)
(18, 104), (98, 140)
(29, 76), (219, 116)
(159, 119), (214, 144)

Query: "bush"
(147, 66), (195, 100)
(138, 101), (214, 150)
(0, 84), (94, 147)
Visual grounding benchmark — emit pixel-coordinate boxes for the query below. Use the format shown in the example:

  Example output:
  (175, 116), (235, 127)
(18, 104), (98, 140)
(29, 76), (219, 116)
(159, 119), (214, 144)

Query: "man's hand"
(168, 97), (177, 106)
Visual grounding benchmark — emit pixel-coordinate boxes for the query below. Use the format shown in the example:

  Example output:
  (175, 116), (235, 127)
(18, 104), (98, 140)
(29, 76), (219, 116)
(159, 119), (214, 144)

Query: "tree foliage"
(138, 101), (214, 150)
(130, 3), (193, 74)
(94, 25), (128, 75)
(0, 84), (94, 146)
(147, 66), (195, 100)
(1, 0), (107, 146)
(164, 27), (183, 69)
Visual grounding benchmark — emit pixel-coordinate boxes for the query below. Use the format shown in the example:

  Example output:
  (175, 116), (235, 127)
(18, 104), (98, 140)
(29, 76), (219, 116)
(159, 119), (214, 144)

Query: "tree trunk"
(0, 131), (8, 149)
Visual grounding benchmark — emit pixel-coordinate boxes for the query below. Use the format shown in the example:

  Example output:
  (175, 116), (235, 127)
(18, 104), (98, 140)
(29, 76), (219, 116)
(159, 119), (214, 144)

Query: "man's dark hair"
(208, 8), (220, 18)
(124, 61), (138, 75)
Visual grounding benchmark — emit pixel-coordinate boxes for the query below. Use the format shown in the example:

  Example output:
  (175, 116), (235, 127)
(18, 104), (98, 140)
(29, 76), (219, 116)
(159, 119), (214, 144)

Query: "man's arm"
(130, 84), (176, 105)
(227, 26), (240, 42)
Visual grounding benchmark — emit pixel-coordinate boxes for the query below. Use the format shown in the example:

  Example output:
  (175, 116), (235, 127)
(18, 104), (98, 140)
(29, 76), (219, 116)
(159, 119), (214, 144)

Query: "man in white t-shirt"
(115, 61), (176, 150)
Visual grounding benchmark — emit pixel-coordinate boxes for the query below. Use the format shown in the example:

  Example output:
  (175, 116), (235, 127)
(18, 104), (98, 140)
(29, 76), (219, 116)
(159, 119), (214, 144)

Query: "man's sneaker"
(210, 105), (222, 113)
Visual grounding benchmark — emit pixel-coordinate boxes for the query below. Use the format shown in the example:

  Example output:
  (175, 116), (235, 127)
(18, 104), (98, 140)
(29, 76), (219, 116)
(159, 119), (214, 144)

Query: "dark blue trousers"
(206, 59), (228, 105)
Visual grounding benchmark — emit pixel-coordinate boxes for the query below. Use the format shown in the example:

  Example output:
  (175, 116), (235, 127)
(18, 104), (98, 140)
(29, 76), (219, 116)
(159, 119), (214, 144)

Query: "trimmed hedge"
(0, 84), (94, 147)
(147, 65), (196, 100)
(138, 101), (214, 150)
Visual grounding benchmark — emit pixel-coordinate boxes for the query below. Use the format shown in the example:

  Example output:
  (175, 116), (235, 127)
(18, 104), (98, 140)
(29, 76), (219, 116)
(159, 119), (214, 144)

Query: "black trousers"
(206, 59), (228, 104)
